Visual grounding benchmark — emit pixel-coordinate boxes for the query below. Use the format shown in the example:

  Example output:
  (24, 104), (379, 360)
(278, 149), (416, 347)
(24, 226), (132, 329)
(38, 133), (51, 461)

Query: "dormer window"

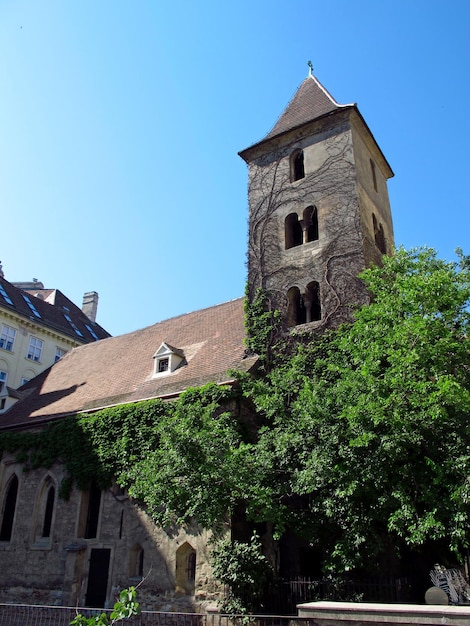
(153, 343), (185, 376)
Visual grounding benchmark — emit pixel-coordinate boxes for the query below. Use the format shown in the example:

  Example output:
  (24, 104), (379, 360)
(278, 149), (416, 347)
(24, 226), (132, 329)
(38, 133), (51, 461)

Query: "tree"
(240, 247), (470, 572)
(70, 587), (140, 625)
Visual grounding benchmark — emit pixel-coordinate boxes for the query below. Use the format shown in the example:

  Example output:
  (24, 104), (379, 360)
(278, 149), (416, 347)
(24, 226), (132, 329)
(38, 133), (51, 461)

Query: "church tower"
(239, 70), (395, 331)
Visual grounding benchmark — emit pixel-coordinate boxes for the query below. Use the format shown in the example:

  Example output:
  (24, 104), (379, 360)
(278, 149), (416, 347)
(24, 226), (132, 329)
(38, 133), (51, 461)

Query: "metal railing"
(0, 605), (313, 626)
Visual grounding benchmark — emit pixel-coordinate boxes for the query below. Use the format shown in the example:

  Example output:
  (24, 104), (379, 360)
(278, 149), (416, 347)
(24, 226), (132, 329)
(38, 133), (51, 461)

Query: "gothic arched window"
(0, 474), (19, 541)
(176, 542), (196, 595)
(78, 480), (102, 539)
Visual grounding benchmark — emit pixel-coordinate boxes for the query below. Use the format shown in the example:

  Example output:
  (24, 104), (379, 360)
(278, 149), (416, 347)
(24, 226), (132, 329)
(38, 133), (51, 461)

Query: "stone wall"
(0, 454), (222, 611)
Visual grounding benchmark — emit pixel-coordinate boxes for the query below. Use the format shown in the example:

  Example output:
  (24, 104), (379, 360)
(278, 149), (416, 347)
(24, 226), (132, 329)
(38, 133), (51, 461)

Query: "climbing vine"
(0, 383), (245, 531)
(243, 284), (282, 368)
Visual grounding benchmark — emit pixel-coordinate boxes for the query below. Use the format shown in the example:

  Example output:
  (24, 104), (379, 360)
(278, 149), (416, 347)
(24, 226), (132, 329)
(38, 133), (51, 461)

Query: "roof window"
(85, 324), (99, 341)
(153, 343), (185, 376)
(0, 284), (13, 305)
(63, 313), (84, 338)
(22, 294), (41, 318)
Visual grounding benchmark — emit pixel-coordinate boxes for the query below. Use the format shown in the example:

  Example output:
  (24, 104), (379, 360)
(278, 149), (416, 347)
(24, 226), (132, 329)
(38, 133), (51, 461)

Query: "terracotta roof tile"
(0, 298), (257, 429)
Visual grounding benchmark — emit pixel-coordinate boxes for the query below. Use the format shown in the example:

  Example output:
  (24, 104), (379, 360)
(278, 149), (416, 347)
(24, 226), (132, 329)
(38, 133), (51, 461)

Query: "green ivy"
(244, 285), (282, 368)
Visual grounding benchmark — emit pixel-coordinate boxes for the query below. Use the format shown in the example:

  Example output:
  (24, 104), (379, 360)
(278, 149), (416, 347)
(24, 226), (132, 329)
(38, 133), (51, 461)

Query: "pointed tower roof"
(264, 72), (352, 140)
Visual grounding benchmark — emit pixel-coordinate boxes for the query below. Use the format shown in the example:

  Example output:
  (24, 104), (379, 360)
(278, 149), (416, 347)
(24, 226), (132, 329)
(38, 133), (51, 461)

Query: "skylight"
(22, 294), (41, 318)
(64, 313), (84, 337)
(0, 284), (13, 305)
(85, 324), (99, 340)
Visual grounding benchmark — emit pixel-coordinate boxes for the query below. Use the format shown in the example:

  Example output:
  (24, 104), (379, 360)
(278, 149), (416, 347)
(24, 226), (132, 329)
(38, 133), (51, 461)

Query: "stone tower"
(239, 71), (395, 331)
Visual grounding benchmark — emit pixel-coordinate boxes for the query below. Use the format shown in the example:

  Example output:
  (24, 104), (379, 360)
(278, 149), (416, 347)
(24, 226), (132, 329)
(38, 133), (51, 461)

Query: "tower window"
(287, 287), (304, 327)
(370, 159), (378, 192)
(372, 213), (386, 254)
(285, 213), (303, 249)
(287, 283), (321, 327)
(304, 281), (321, 322)
(291, 150), (305, 182)
(304, 206), (319, 243)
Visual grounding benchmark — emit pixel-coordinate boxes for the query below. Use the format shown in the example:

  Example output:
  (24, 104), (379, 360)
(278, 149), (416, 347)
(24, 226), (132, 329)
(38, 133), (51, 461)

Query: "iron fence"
(0, 605), (314, 626)
(261, 576), (412, 614)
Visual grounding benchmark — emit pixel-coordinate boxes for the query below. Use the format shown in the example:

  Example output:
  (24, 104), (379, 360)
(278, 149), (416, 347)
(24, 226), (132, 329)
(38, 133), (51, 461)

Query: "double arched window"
(285, 206), (319, 250)
(287, 282), (321, 327)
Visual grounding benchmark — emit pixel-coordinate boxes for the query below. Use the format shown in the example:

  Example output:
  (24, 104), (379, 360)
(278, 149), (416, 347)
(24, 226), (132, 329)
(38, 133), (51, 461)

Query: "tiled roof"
(0, 276), (110, 343)
(264, 74), (351, 140)
(0, 297), (257, 429)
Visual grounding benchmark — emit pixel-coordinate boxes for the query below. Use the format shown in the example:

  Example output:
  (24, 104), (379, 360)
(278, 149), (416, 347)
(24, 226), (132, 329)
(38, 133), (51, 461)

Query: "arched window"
(304, 282), (321, 322)
(78, 480), (102, 539)
(372, 213), (386, 254)
(303, 206), (319, 243)
(176, 542), (196, 595)
(285, 213), (303, 249)
(287, 287), (305, 327)
(41, 482), (56, 538)
(287, 283), (321, 327)
(129, 543), (144, 579)
(0, 474), (19, 541)
(290, 150), (305, 182)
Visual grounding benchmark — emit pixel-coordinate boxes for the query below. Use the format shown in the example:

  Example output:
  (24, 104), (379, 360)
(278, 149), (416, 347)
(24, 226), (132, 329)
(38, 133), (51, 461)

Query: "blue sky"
(0, 1), (469, 336)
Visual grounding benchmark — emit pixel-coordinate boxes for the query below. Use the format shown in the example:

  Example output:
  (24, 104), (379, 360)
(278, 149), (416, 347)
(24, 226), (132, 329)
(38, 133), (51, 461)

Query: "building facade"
(0, 270), (110, 412)
(0, 72), (395, 610)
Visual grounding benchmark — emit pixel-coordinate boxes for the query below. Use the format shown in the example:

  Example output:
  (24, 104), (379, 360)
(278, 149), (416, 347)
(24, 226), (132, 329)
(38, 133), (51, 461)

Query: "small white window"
(0, 371), (7, 393)
(20, 378), (29, 386)
(153, 343), (185, 376)
(55, 348), (66, 362)
(0, 325), (16, 352)
(158, 358), (169, 373)
(27, 337), (44, 362)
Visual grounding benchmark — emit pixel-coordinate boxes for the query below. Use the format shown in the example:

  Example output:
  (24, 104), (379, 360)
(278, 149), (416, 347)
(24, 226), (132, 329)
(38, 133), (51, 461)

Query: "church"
(0, 70), (394, 611)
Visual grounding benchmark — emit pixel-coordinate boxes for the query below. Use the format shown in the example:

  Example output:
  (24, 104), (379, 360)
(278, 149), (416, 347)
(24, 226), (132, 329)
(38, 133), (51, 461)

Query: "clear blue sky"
(1, 1), (469, 336)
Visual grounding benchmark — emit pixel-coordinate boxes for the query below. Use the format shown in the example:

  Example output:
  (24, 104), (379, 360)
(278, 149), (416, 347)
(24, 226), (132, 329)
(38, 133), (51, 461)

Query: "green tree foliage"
(70, 587), (140, 625)
(240, 247), (470, 570)
(210, 533), (274, 616)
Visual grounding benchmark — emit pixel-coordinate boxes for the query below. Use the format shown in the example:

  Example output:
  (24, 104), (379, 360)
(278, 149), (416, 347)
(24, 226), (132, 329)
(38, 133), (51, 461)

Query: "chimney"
(82, 291), (99, 322)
